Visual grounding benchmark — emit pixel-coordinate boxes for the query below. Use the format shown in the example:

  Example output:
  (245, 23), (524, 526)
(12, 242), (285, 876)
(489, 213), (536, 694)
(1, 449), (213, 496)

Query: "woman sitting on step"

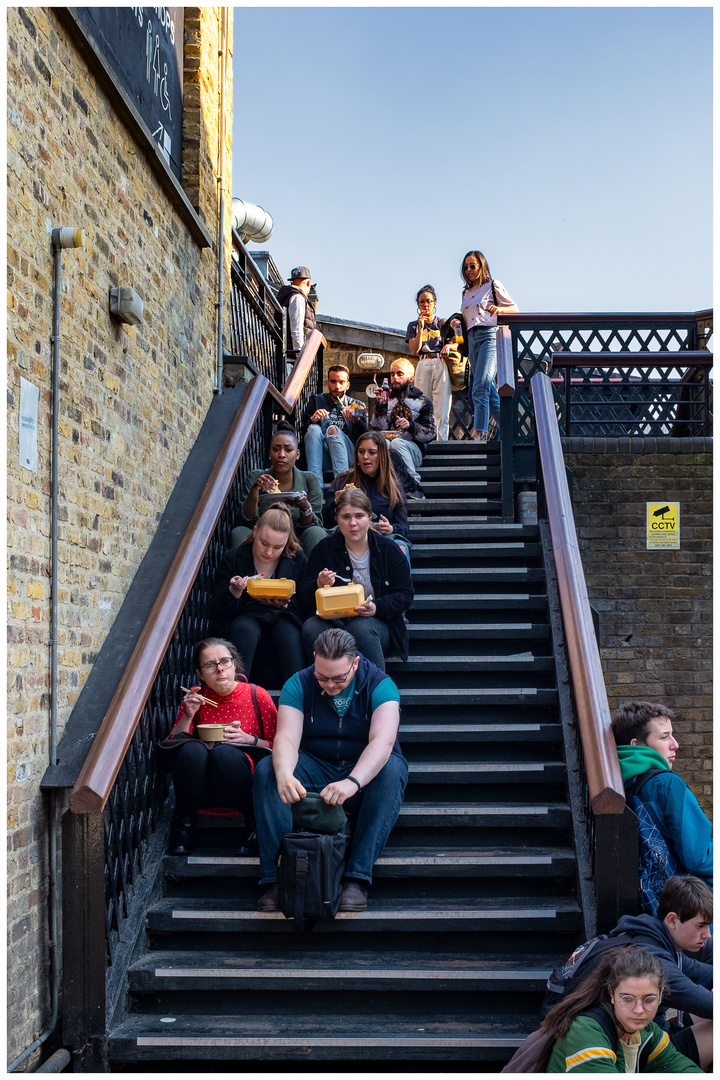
(542, 946), (702, 1073)
(230, 421), (326, 557)
(299, 488), (413, 672)
(323, 431), (411, 563)
(161, 638), (277, 856)
(209, 504), (307, 687)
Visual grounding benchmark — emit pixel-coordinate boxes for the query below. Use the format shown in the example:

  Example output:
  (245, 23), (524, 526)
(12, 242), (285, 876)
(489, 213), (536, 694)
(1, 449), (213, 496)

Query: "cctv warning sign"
(646, 502), (680, 550)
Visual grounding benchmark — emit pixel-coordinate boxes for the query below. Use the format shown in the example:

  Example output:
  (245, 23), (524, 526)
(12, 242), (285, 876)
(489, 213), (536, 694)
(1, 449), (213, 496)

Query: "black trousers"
(226, 614), (305, 685)
(172, 741), (254, 819)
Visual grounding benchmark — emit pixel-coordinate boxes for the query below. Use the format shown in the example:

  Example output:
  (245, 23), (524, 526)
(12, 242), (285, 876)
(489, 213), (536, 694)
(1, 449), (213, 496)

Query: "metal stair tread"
(109, 1012), (537, 1054)
(128, 950), (557, 978)
(398, 688), (557, 701)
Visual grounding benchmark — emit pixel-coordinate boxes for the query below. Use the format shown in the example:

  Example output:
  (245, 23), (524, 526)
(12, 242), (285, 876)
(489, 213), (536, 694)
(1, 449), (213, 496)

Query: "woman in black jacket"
(299, 488), (413, 670)
(209, 505), (307, 686)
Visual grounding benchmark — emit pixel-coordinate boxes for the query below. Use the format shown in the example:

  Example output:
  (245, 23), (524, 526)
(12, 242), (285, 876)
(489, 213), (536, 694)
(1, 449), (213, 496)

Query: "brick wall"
(563, 442), (712, 815)
(6, 7), (233, 1064)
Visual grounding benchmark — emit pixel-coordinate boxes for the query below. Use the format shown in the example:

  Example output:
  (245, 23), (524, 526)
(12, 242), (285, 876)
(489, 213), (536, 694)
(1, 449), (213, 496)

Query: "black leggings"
(226, 614), (306, 684)
(172, 741), (254, 819)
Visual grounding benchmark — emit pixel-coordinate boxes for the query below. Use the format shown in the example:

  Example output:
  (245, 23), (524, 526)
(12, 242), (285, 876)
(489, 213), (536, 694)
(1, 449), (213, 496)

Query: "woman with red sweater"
(164, 637), (277, 855)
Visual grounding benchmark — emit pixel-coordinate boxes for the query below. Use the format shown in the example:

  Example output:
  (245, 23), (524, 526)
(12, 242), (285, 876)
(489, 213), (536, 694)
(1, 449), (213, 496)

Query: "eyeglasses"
(463, 263), (480, 272)
(417, 299), (435, 306)
(615, 994), (659, 1009)
(315, 664), (355, 686)
(200, 656), (234, 673)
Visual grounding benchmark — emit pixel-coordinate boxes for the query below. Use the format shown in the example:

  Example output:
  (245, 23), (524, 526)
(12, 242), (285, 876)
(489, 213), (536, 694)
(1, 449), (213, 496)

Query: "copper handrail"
(496, 325), (515, 398)
(272, 329), (327, 413)
(69, 335), (327, 813)
(531, 370), (625, 815)
(70, 330), (326, 813)
(69, 376), (268, 813)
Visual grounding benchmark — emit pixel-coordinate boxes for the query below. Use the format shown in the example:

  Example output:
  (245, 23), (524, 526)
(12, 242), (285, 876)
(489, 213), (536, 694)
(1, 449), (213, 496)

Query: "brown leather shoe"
(256, 884), (280, 913)
(339, 880), (368, 912)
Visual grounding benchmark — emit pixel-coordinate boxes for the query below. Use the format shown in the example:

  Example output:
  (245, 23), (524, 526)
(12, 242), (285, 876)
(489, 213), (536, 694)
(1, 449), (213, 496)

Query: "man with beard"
(300, 365), (368, 484)
(370, 358), (436, 499)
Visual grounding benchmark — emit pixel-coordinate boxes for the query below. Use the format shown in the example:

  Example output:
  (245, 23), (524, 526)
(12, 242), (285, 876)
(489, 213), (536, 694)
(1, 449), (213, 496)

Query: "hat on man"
(288, 265), (311, 282)
(291, 791), (347, 834)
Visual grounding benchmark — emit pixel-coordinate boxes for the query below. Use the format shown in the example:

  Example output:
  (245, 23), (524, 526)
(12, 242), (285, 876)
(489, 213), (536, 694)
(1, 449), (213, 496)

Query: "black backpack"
(625, 768), (679, 916)
(276, 827), (350, 930)
(541, 933), (633, 1017)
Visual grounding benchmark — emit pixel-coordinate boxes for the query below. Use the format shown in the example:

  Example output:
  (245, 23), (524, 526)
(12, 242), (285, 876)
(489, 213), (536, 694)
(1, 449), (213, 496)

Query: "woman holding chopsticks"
(161, 637), (277, 855)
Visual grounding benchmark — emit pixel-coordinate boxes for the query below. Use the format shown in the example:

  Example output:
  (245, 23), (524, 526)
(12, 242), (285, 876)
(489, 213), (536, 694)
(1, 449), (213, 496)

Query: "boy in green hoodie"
(612, 702), (713, 887)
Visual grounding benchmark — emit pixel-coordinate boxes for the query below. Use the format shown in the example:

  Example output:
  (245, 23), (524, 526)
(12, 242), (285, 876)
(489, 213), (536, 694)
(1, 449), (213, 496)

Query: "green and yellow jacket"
(546, 1002), (702, 1072)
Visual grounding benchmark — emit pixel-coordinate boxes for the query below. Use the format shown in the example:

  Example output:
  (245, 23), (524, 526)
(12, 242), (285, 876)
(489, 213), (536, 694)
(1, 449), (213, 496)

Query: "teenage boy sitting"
(612, 701), (712, 885)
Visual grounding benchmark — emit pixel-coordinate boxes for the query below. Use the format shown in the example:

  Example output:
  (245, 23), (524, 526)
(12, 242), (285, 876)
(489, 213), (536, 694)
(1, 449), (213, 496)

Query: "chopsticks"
(180, 686), (219, 708)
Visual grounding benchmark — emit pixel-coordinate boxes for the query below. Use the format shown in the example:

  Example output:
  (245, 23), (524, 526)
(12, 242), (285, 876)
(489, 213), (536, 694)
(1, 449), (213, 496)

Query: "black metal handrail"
(499, 310), (712, 443)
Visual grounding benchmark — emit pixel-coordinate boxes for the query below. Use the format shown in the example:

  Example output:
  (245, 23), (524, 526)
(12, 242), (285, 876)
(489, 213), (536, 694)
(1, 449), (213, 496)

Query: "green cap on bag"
(291, 791), (347, 834)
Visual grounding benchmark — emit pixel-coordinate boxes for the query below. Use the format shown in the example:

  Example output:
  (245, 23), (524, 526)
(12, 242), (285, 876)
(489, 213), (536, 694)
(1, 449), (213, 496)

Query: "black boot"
(169, 816), (194, 856)
(235, 829), (258, 857)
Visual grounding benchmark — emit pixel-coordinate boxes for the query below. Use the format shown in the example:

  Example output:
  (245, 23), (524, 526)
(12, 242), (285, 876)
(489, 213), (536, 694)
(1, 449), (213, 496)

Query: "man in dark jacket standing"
(277, 265), (316, 358)
(254, 628), (408, 915)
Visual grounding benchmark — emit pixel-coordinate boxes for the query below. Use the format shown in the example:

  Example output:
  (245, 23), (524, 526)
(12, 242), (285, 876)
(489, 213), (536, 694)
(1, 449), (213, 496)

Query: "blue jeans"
(468, 326), (500, 433)
(253, 748), (408, 885)
(304, 424), (354, 484)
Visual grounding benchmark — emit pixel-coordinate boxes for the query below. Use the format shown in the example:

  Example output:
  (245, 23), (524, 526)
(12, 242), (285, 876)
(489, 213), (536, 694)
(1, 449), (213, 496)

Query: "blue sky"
(231, 6), (712, 329)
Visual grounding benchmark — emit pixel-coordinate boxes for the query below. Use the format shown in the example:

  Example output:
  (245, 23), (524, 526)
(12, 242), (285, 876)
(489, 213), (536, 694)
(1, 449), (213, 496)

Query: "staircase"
(108, 439), (585, 1069)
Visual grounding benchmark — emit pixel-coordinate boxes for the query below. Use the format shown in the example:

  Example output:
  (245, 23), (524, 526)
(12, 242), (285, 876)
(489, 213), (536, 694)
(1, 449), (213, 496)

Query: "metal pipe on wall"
(214, 8), (229, 395)
(8, 227), (82, 1073)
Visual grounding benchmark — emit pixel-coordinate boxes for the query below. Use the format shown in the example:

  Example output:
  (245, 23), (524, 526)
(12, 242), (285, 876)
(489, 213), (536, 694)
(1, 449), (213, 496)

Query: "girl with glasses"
(541, 946), (702, 1072)
(161, 638), (277, 856)
(446, 250), (518, 442)
(406, 284), (451, 440)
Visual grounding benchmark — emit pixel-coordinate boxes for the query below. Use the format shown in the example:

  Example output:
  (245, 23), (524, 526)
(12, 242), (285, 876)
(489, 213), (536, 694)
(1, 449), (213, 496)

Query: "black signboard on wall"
(77, 7), (183, 180)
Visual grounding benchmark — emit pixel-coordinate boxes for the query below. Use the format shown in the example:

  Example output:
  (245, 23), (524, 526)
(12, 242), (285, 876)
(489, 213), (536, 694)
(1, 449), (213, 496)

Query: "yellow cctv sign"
(646, 502), (680, 549)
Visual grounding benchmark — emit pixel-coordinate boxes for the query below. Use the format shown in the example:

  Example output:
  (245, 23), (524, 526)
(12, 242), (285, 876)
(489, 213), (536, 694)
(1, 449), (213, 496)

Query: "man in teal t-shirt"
(612, 702), (713, 887)
(254, 627), (408, 914)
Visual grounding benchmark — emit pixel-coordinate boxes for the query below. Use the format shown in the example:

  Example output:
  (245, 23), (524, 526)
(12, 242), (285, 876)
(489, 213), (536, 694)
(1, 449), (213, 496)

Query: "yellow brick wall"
(6, 7), (233, 1064)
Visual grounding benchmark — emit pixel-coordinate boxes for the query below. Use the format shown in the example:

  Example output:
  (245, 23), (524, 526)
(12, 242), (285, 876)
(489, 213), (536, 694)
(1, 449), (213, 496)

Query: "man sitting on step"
(370, 358), (436, 500)
(253, 627), (408, 913)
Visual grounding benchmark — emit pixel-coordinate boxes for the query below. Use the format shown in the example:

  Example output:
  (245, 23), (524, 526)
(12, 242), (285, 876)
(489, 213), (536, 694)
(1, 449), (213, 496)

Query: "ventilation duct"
(231, 198), (274, 243)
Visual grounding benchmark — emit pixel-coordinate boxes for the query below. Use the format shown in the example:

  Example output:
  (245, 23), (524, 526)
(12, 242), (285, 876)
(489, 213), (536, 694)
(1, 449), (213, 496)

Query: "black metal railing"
(102, 402), (271, 970)
(229, 228), (284, 385)
(499, 310), (712, 442)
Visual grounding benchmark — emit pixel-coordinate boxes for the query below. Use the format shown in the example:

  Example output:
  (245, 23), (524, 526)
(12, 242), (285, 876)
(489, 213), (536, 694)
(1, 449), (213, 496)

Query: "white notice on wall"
(19, 377), (39, 473)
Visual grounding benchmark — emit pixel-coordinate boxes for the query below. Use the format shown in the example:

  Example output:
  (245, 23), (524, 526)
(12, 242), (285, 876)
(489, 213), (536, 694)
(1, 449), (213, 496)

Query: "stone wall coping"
(57, 9), (213, 249)
(561, 436), (713, 454)
(317, 315), (409, 353)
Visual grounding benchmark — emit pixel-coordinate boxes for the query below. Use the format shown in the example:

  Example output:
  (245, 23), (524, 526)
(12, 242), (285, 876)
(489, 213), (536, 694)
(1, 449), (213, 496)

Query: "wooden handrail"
(531, 370), (625, 815)
(272, 329), (327, 414)
(551, 351), (712, 369)
(69, 376), (270, 813)
(496, 325), (515, 398)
